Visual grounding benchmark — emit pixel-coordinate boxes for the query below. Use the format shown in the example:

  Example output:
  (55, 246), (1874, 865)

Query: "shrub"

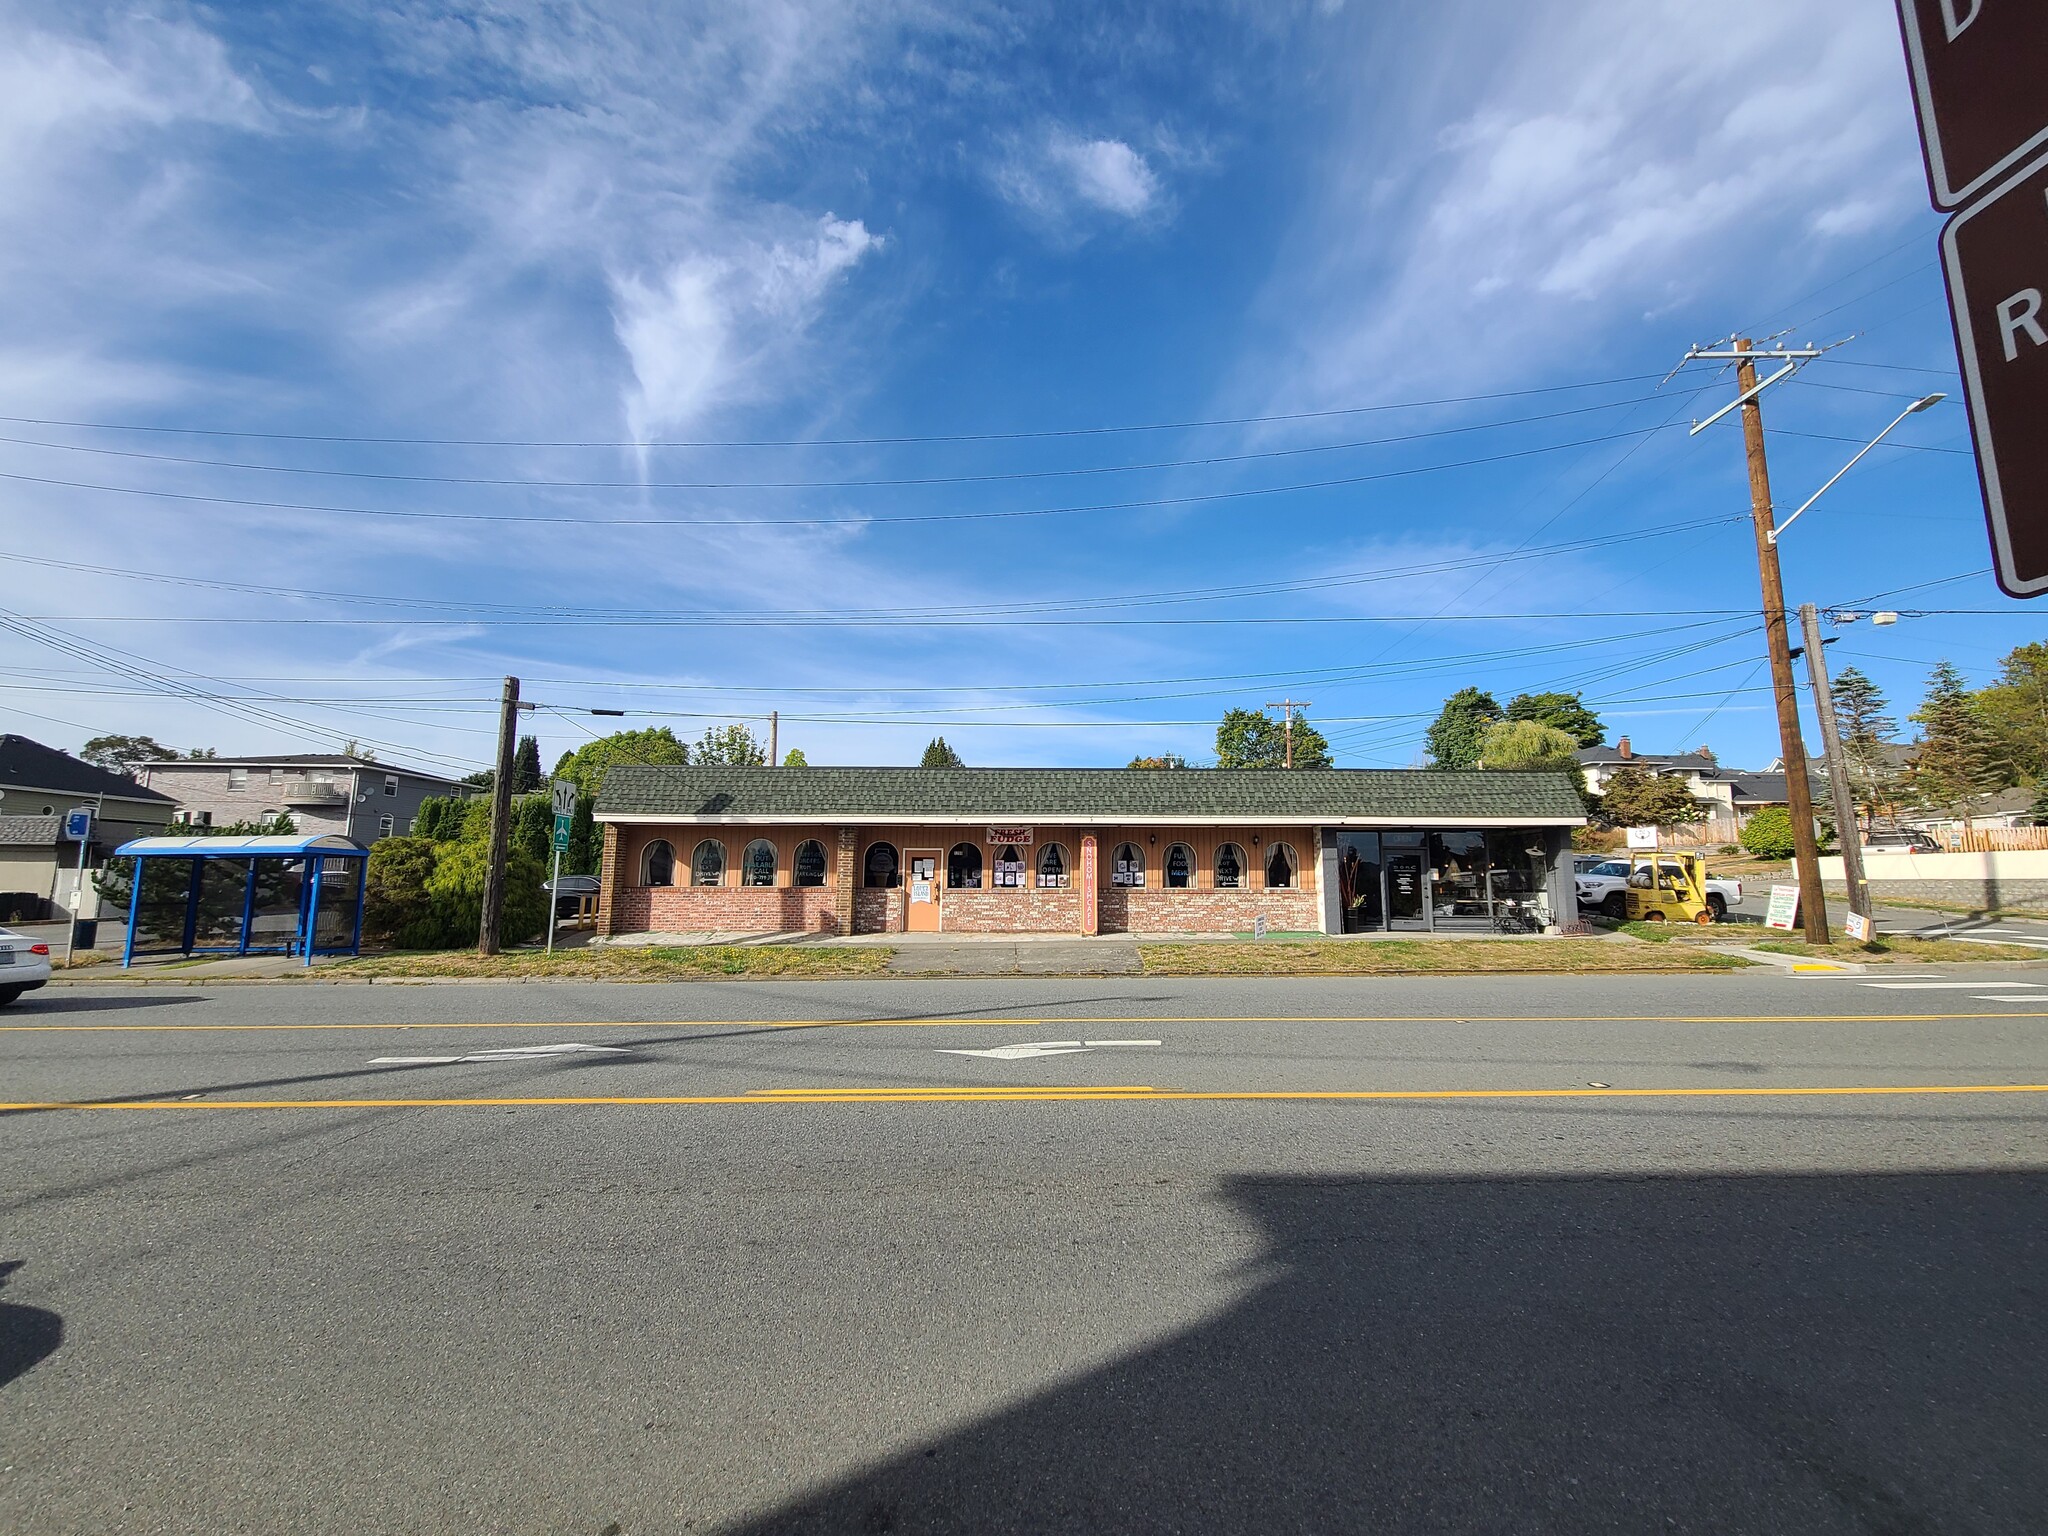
(365, 838), (456, 948)
(1718, 844), (1740, 857)
(1739, 806), (1799, 861)
(1572, 826), (1624, 853)
(423, 840), (550, 948)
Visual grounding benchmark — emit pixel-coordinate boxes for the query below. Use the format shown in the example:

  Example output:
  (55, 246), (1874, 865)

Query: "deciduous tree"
(1424, 688), (1502, 768)
(1598, 766), (1704, 827)
(1214, 709), (1331, 769)
(1126, 753), (1190, 770)
(79, 734), (178, 778)
(550, 727), (690, 796)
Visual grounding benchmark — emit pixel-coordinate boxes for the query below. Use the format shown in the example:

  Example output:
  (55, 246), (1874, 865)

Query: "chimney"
(1617, 736), (1632, 760)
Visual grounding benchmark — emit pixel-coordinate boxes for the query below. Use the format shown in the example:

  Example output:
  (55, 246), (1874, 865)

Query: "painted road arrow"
(937, 1040), (1161, 1061)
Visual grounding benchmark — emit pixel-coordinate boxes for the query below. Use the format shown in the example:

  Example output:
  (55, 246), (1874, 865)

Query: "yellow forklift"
(1624, 849), (1716, 925)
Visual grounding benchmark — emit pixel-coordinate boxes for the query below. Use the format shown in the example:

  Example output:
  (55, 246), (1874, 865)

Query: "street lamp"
(1769, 394), (1945, 936)
(1768, 394), (1946, 544)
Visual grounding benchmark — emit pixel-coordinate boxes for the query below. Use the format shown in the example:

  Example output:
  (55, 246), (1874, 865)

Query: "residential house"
(0, 734), (179, 917)
(138, 753), (469, 843)
(1575, 737), (1788, 836)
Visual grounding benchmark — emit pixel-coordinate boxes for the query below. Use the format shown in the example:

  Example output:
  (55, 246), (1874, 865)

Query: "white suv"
(0, 926), (53, 1007)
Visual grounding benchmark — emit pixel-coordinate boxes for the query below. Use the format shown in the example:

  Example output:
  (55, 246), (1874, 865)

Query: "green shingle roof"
(595, 766), (1584, 823)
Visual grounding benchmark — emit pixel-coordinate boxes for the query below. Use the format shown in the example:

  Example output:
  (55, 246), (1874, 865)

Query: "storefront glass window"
(948, 843), (983, 889)
(1428, 831), (1490, 927)
(1037, 844), (1068, 888)
(641, 839), (675, 887)
(1265, 843), (1296, 889)
(1337, 833), (1383, 931)
(1164, 844), (1192, 888)
(1485, 830), (1551, 927)
(994, 846), (1026, 888)
(1215, 843), (1245, 890)
(741, 840), (777, 887)
(691, 839), (726, 886)
(1111, 842), (1145, 888)
(864, 843), (899, 888)
(793, 840), (827, 887)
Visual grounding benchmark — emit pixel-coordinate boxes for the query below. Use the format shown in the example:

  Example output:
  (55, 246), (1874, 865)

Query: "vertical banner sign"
(1896, 0), (2048, 596)
(1080, 835), (1099, 936)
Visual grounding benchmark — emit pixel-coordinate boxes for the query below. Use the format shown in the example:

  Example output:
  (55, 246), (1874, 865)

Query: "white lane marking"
(935, 1040), (1163, 1061)
(1860, 981), (2043, 990)
(1973, 995), (2048, 1003)
(1948, 934), (2048, 950)
(371, 1043), (633, 1065)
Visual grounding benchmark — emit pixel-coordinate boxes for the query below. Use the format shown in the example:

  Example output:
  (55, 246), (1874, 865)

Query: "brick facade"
(1110, 888), (1320, 934)
(853, 888), (902, 935)
(599, 823), (624, 937)
(612, 885), (839, 934)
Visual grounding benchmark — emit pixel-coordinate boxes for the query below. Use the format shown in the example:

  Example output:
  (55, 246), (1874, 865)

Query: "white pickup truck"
(1574, 856), (1743, 921)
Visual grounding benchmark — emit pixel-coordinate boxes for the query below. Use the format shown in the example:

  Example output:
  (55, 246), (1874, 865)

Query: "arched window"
(641, 839), (675, 887)
(691, 839), (726, 886)
(741, 839), (777, 887)
(1112, 842), (1144, 888)
(1265, 842), (1297, 890)
(1164, 843), (1193, 889)
(864, 843), (899, 888)
(947, 842), (983, 889)
(1037, 843), (1069, 889)
(793, 839), (828, 887)
(993, 845), (1026, 888)
(1215, 842), (1246, 890)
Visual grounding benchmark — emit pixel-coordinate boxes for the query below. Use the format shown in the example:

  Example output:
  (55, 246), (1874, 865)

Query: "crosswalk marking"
(1861, 980), (2043, 991)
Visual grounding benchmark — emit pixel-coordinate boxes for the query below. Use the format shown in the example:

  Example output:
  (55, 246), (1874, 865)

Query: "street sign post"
(1940, 149), (2048, 596)
(546, 781), (576, 955)
(60, 806), (92, 972)
(1896, 0), (2048, 597)
(1896, 0), (2048, 211)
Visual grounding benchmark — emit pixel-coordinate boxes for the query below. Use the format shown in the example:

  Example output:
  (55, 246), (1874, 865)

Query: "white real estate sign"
(1765, 884), (1801, 932)
(1625, 826), (1659, 850)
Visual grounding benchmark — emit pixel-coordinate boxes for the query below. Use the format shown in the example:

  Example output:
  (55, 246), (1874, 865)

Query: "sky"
(0, 0), (2034, 780)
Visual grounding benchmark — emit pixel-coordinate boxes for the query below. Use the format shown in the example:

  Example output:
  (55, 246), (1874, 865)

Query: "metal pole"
(1733, 339), (1830, 944)
(546, 840), (561, 955)
(478, 675), (520, 956)
(1801, 604), (1873, 928)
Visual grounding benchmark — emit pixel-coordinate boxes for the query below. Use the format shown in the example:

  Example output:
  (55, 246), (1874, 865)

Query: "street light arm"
(1769, 394), (1946, 544)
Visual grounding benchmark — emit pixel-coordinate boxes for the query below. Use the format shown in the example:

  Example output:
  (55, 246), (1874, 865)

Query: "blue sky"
(0, 0), (2032, 778)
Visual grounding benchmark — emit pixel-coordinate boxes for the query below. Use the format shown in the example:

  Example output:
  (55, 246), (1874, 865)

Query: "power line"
(0, 372), (1674, 450)
(0, 392), (1676, 492)
(0, 424), (1683, 529)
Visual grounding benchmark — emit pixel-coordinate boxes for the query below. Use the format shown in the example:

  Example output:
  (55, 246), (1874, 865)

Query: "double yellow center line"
(6, 1083), (2047, 1111)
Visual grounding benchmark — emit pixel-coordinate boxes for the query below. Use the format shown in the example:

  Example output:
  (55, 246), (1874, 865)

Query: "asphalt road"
(5, 971), (2047, 1534)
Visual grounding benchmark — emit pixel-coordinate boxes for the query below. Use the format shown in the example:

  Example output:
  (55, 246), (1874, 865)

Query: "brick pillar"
(599, 823), (624, 937)
(834, 827), (858, 936)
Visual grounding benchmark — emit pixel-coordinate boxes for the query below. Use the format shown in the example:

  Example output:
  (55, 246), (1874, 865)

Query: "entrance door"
(1385, 852), (1426, 930)
(906, 849), (941, 933)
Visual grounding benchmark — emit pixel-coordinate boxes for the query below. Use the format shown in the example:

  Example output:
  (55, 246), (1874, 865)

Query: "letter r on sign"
(1998, 289), (2047, 362)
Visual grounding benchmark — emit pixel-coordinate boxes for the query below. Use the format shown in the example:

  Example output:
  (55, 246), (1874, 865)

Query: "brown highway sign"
(1941, 150), (2048, 597)
(1897, 0), (2048, 211)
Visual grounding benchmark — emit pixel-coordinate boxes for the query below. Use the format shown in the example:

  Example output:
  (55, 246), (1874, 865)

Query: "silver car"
(0, 926), (54, 1007)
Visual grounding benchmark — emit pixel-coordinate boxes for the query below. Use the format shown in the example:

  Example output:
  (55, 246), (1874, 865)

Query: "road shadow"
(10, 993), (199, 1014)
(0, 1260), (62, 1390)
(729, 1168), (2048, 1535)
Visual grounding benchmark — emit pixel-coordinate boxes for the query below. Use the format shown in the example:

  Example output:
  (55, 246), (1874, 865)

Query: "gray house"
(0, 735), (180, 918)
(138, 754), (469, 843)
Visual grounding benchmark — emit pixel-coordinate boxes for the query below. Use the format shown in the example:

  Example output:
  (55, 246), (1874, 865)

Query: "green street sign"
(552, 813), (572, 852)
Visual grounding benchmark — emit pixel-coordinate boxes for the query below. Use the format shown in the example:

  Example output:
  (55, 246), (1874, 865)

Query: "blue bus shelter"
(113, 833), (369, 968)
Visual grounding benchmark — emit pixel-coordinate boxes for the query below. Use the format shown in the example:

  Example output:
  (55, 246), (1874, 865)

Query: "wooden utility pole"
(1800, 603), (1872, 929)
(478, 674), (521, 956)
(769, 710), (779, 767)
(1266, 699), (1311, 769)
(1734, 340), (1829, 943)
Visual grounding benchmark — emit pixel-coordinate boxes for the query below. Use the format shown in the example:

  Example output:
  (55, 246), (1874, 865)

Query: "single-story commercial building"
(594, 766), (1585, 937)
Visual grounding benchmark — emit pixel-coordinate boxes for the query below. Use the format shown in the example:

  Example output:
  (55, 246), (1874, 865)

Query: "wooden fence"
(1928, 826), (2048, 853)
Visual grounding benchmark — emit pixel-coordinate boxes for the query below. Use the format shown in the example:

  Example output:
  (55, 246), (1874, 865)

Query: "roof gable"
(0, 735), (174, 804)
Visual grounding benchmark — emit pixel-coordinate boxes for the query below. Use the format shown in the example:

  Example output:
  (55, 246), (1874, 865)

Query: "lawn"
(1748, 936), (2046, 964)
(331, 945), (894, 980)
(1138, 938), (1749, 976)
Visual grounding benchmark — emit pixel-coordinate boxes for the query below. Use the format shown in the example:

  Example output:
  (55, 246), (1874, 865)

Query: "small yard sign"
(1843, 910), (1872, 943)
(1765, 884), (1801, 932)
(1625, 826), (1659, 850)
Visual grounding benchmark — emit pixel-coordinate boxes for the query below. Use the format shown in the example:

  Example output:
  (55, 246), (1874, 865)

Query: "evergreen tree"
(1599, 766), (1705, 827)
(511, 735), (544, 794)
(1829, 666), (1901, 829)
(920, 737), (966, 768)
(1424, 688), (1503, 768)
(1503, 691), (1603, 748)
(1973, 640), (2048, 788)
(1907, 660), (2003, 827)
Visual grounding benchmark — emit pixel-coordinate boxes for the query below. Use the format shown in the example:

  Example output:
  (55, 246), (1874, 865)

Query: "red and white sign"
(985, 827), (1034, 846)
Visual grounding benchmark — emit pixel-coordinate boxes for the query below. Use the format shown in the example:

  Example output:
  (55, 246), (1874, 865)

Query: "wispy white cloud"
(993, 127), (1164, 235)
